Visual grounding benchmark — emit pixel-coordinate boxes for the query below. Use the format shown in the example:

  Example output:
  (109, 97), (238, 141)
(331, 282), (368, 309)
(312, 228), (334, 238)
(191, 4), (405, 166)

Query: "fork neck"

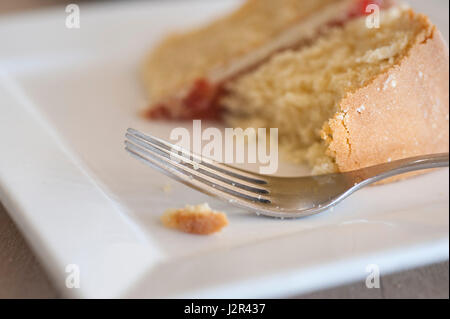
(350, 153), (449, 184)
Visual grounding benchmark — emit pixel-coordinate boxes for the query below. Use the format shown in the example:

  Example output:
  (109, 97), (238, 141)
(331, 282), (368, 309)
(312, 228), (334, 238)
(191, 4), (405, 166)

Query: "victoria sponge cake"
(142, 0), (391, 119)
(142, 2), (449, 175)
(222, 8), (449, 174)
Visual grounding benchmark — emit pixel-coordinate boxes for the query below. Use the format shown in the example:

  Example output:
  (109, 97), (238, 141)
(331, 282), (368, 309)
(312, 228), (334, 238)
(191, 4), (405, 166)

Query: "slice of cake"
(221, 8), (449, 174)
(161, 203), (228, 235)
(142, 0), (391, 119)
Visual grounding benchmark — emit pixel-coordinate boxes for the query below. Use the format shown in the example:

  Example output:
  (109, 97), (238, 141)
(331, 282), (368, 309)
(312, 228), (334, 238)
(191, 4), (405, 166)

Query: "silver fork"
(124, 128), (449, 218)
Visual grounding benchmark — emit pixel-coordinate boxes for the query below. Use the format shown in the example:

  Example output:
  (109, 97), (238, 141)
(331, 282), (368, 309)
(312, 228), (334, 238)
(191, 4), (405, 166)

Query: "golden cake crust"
(327, 14), (449, 173)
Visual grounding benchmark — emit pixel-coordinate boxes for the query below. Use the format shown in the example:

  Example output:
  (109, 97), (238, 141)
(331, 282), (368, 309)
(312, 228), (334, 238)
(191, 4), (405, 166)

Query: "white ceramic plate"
(0, 0), (448, 298)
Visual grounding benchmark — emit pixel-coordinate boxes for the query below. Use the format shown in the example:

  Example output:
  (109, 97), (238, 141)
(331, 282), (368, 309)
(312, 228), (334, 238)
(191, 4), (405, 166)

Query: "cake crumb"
(161, 203), (228, 235)
(162, 183), (173, 193)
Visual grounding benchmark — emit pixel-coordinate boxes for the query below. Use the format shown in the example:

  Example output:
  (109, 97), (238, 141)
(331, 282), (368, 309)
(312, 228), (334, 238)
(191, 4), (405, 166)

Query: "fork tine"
(127, 128), (267, 185)
(125, 140), (271, 204)
(125, 133), (269, 195)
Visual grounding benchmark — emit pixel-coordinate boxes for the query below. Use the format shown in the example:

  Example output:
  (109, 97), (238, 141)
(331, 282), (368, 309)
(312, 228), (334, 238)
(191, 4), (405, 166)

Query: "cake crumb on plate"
(162, 183), (172, 193)
(161, 203), (228, 235)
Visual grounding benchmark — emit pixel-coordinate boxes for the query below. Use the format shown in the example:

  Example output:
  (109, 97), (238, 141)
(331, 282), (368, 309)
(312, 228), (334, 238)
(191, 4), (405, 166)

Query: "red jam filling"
(145, 78), (222, 120)
(146, 0), (392, 121)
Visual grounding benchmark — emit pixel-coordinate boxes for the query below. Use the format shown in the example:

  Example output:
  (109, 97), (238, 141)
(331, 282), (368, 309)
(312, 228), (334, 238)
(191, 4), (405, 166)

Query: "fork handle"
(356, 153), (449, 185)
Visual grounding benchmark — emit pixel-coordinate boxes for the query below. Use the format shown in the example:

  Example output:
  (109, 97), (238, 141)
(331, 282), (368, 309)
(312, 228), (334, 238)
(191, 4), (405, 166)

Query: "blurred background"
(0, 0), (98, 14)
(0, 0), (448, 299)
